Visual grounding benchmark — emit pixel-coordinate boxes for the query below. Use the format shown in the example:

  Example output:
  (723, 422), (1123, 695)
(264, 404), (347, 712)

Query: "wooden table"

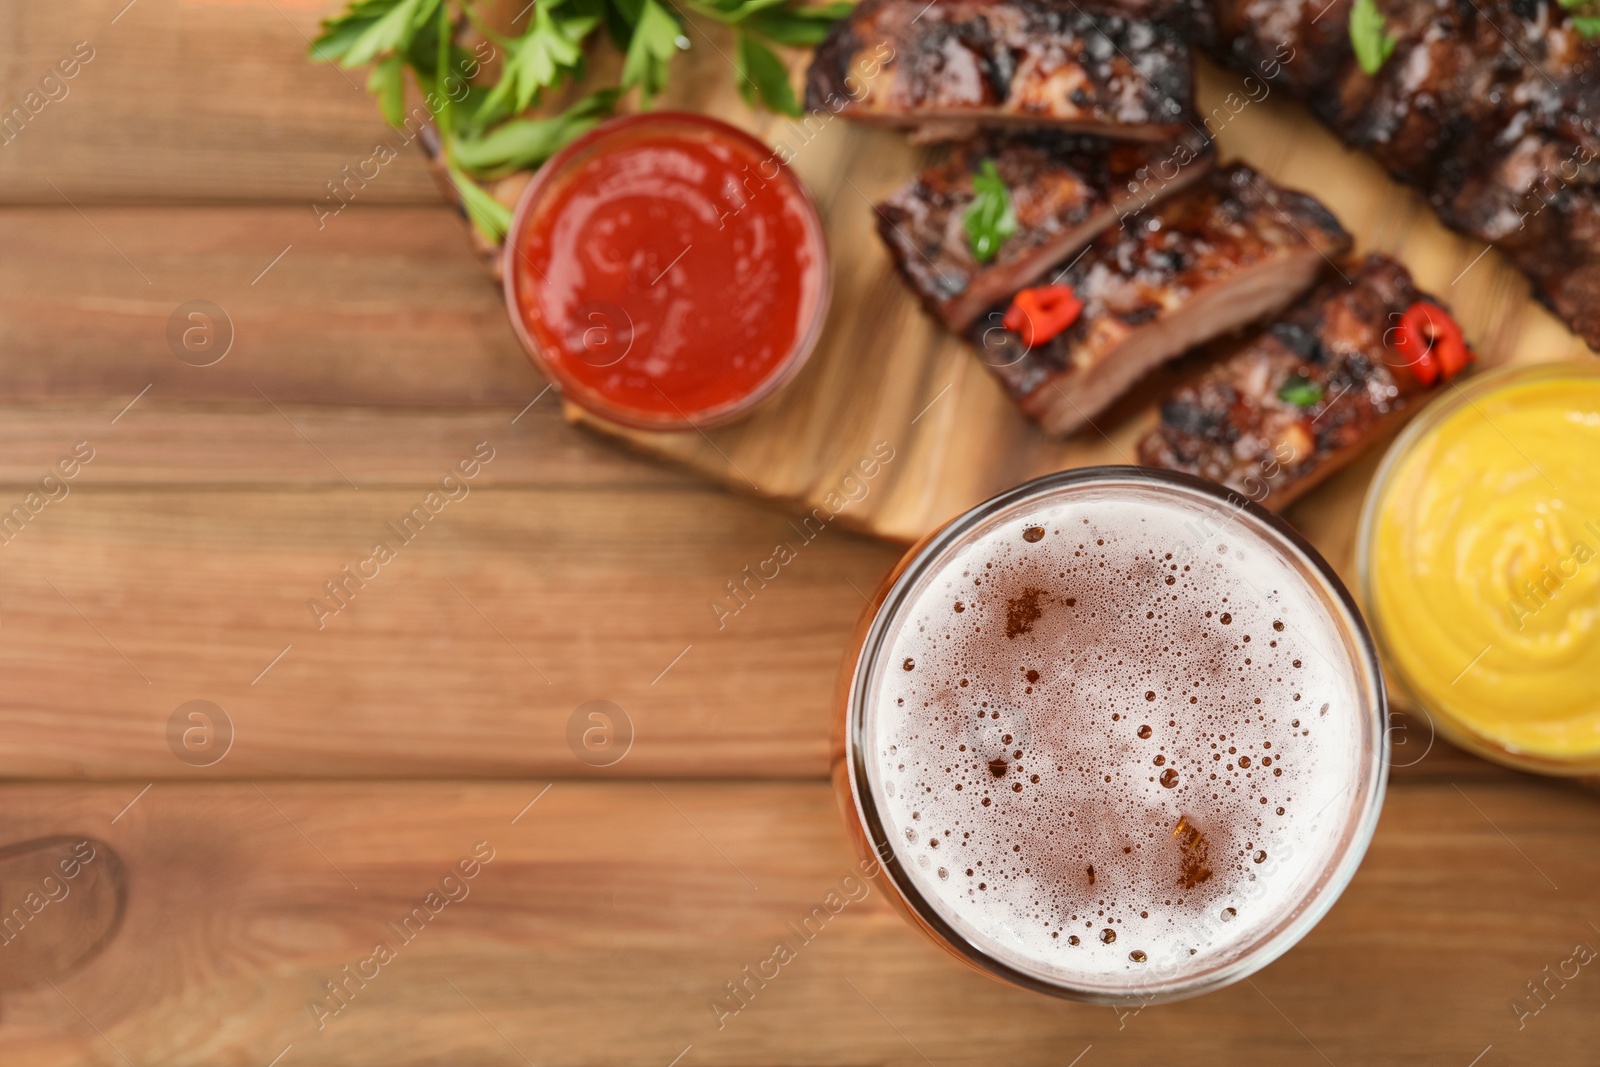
(2, 2), (1598, 1063)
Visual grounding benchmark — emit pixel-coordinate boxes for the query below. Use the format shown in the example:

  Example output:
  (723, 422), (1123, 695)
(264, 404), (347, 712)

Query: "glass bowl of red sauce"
(503, 112), (831, 431)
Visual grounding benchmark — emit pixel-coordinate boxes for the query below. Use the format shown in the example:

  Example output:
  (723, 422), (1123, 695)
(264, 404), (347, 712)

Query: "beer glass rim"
(842, 466), (1389, 1004)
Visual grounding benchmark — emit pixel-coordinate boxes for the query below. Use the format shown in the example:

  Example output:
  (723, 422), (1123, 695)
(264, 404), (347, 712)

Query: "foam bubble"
(863, 485), (1365, 992)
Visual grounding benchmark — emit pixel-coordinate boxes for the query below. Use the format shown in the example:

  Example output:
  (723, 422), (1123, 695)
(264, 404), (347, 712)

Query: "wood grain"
(0, 0), (441, 205)
(0, 400), (677, 488)
(0, 443), (899, 779)
(0, 397), (1503, 783)
(1, 0), (1596, 1062)
(0, 780), (1596, 1066)
(0, 206), (530, 405)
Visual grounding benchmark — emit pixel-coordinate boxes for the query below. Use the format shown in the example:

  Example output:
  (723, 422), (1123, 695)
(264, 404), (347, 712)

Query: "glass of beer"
(834, 467), (1387, 1003)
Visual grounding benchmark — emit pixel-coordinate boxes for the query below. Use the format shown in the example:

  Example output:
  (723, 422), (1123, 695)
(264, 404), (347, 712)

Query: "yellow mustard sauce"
(1365, 369), (1600, 767)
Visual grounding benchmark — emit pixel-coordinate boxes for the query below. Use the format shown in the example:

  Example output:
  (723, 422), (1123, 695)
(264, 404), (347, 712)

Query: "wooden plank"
(0, 206), (533, 405)
(0, 475), (900, 779)
(0, 0), (816, 206)
(0, 403), (1506, 781)
(0, 0), (441, 204)
(0, 402), (683, 489)
(2, 6), (1586, 1062)
(0, 779), (1595, 1064)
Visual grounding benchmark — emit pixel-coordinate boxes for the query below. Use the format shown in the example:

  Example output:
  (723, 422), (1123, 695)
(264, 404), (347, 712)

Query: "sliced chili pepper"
(1391, 301), (1473, 386)
(1002, 285), (1083, 348)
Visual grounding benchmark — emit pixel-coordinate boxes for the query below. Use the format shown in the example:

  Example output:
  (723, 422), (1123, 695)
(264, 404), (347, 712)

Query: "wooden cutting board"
(477, 41), (1596, 571)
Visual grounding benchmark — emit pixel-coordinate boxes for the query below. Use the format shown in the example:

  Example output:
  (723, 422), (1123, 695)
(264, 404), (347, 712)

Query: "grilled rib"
(1137, 255), (1446, 508)
(973, 163), (1352, 437)
(876, 132), (1215, 332)
(805, 0), (1195, 142)
(1199, 0), (1600, 348)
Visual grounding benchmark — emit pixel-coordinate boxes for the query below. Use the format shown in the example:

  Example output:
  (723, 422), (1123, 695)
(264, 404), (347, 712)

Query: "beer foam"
(863, 484), (1370, 994)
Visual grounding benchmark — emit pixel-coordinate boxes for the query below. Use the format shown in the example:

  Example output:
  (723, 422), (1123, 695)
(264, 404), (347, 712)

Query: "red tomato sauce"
(505, 113), (829, 429)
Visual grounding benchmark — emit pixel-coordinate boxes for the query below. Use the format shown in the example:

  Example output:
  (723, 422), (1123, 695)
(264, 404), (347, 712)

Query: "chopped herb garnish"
(964, 160), (1017, 264)
(1277, 374), (1324, 408)
(310, 0), (849, 240)
(1349, 0), (1397, 75)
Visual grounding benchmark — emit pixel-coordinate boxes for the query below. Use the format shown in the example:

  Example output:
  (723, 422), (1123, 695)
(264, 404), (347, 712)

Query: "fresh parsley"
(619, 0), (681, 105)
(737, 33), (799, 114)
(964, 160), (1016, 264)
(740, 2), (852, 45)
(1277, 373), (1324, 408)
(480, 2), (598, 117)
(1560, 0), (1600, 37)
(448, 89), (618, 177)
(1349, 0), (1397, 76)
(310, 0), (848, 240)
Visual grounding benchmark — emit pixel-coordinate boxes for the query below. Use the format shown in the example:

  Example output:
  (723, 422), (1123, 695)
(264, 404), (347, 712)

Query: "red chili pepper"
(1002, 285), (1083, 348)
(1392, 301), (1473, 386)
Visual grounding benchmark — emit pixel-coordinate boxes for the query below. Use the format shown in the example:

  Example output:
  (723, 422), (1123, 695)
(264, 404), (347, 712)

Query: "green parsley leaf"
(741, 2), (851, 45)
(1277, 374), (1324, 408)
(314, 0), (842, 205)
(602, 0), (641, 47)
(620, 0), (682, 105)
(451, 90), (619, 176)
(1349, 0), (1397, 76)
(445, 157), (513, 242)
(480, 3), (598, 117)
(397, 11), (446, 78)
(367, 54), (408, 126)
(314, 0), (443, 68)
(1572, 14), (1600, 37)
(311, 0), (402, 63)
(432, 2), (454, 126)
(735, 34), (800, 116)
(689, 0), (791, 22)
(964, 160), (1016, 264)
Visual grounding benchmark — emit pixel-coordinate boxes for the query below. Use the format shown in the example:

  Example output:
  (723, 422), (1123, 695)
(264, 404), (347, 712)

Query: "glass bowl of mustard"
(1357, 361), (1600, 775)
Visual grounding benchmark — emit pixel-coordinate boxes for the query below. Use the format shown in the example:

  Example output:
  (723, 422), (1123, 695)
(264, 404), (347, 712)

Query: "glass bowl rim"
(500, 110), (832, 432)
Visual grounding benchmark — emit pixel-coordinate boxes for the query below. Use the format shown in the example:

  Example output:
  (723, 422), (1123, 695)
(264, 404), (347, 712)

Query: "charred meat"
(876, 131), (1215, 332)
(1137, 255), (1463, 508)
(805, 0), (1194, 142)
(1199, 0), (1600, 348)
(973, 164), (1352, 437)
